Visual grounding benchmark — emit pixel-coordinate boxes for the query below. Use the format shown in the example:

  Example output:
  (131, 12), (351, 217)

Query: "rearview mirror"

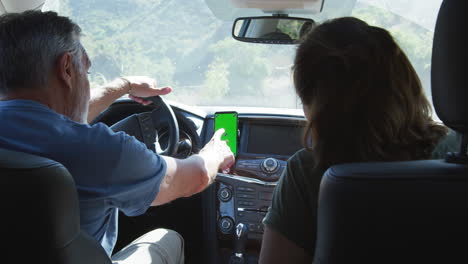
(232, 16), (315, 44)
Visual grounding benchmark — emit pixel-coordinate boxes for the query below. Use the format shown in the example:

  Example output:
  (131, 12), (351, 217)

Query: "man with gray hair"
(0, 10), (234, 263)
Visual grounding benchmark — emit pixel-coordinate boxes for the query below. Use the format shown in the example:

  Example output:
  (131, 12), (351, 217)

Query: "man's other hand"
(88, 76), (172, 123)
(120, 76), (172, 105)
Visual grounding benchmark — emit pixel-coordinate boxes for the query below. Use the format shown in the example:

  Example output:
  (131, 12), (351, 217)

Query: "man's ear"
(57, 52), (75, 91)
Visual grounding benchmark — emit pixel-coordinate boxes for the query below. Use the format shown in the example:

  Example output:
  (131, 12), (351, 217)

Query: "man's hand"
(120, 76), (172, 105)
(87, 76), (171, 123)
(199, 128), (236, 175)
(196, 129), (235, 188)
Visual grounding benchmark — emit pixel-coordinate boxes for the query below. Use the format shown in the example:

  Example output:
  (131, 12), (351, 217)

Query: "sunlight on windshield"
(50, 0), (441, 109)
(352, 0), (443, 105)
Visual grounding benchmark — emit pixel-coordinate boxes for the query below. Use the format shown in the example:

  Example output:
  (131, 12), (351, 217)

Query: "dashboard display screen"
(247, 124), (304, 156)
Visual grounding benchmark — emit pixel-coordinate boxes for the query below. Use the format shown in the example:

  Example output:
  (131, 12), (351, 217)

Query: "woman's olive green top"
(263, 131), (460, 256)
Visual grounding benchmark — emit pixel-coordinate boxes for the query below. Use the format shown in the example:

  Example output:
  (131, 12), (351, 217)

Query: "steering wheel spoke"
(110, 96), (180, 156)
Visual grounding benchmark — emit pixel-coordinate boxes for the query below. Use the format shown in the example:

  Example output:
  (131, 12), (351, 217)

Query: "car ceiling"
(0, 0), (44, 14)
(206, 0), (442, 32)
(205, 0), (356, 21)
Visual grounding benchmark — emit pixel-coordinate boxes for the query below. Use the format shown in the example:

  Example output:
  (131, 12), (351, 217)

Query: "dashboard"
(198, 110), (305, 263)
(93, 100), (306, 264)
(235, 118), (304, 181)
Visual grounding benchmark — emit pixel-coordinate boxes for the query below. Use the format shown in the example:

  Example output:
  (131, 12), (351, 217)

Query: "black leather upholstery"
(0, 148), (111, 263)
(314, 161), (468, 263)
(314, 1), (468, 263)
(432, 0), (468, 133)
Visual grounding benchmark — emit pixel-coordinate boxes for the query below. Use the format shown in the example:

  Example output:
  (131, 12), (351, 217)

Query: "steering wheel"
(110, 96), (180, 156)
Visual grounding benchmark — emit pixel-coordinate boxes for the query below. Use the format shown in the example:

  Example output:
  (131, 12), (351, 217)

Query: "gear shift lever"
(229, 223), (249, 264)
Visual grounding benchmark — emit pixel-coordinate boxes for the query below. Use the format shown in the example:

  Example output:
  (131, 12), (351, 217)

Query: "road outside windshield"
(48, 0), (440, 109)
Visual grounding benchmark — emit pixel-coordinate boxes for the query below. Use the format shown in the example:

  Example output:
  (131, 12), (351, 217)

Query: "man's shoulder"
(70, 122), (134, 156)
(78, 121), (122, 140)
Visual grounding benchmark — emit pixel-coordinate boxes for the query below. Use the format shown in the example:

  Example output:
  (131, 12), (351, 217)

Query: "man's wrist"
(119, 77), (132, 94)
(101, 77), (131, 96)
(194, 153), (219, 182)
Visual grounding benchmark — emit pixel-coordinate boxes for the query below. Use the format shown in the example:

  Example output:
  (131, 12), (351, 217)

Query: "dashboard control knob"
(219, 217), (234, 234)
(219, 188), (232, 202)
(261, 158), (279, 174)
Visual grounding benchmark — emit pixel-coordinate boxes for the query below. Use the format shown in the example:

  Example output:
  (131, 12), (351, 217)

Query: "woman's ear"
(56, 52), (74, 91)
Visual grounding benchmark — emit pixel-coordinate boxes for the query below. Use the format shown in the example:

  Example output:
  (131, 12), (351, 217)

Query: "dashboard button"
(237, 186), (256, 192)
(261, 158), (279, 174)
(259, 192), (273, 201)
(219, 217), (234, 234)
(246, 223), (264, 233)
(238, 201), (254, 206)
(219, 188), (232, 202)
(222, 220), (231, 229)
(266, 159), (275, 167)
(237, 194), (255, 199)
(248, 223), (257, 232)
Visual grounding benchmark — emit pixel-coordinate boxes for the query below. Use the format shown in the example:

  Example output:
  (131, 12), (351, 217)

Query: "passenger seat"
(313, 0), (468, 263)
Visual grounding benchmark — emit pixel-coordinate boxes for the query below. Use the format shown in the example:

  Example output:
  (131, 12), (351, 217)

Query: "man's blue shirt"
(0, 100), (166, 255)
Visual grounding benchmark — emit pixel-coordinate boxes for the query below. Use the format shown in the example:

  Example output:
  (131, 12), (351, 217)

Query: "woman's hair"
(293, 17), (447, 170)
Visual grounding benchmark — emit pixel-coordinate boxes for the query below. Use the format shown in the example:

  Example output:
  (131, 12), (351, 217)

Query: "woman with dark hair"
(259, 17), (456, 263)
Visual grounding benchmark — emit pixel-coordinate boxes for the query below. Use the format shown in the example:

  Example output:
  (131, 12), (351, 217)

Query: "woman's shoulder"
(286, 148), (322, 184)
(287, 148), (315, 170)
(289, 148), (314, 163)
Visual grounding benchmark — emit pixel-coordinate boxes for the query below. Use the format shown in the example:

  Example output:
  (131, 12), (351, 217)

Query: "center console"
(206, 115), (305, 263)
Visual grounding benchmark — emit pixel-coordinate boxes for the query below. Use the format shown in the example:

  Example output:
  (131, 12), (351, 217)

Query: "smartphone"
(214, 111), (238, 156)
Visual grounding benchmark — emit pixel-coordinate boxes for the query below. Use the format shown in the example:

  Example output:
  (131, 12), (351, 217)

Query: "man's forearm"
(153, 154), (221, 206)
(152, 129), (234, 206)
(153, 156), (206, 206)
(87, 78), (129, 123)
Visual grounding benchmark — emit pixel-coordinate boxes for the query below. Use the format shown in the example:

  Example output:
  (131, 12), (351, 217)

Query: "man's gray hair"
(0, 11), (83, 95)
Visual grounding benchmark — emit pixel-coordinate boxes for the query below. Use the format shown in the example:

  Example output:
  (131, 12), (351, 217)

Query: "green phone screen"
(214, 112), (238, 156)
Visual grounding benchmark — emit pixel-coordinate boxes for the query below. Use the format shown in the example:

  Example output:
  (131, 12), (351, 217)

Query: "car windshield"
(46, 0), (442, 109)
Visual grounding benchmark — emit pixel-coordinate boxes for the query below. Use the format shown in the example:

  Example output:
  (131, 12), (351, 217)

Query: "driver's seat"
(0, 148), (111, 263)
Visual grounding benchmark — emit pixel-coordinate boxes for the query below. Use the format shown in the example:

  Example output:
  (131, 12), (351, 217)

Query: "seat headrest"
(0, 148), (59, 168)
(432, 0), (468, 133)
(0, 148), (112, 263)
(0, 148), (80, 249)
(314, 160), (468, 263)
